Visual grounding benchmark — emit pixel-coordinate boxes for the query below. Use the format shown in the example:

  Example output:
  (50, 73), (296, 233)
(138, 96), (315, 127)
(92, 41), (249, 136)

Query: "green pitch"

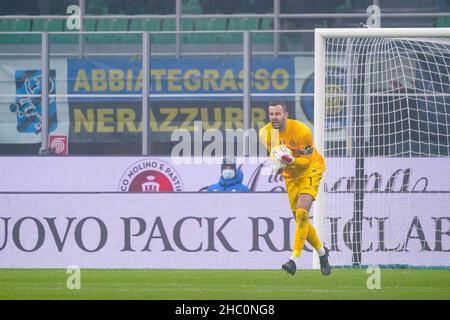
(0, 269), (449, 300)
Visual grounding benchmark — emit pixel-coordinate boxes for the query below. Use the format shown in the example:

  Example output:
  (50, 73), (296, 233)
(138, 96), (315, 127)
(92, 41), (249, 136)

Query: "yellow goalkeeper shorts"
(285, 171), (323, 212)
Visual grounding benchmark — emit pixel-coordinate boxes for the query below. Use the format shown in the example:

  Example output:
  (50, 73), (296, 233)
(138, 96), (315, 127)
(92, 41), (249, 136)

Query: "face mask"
(222, 169), (235, 180)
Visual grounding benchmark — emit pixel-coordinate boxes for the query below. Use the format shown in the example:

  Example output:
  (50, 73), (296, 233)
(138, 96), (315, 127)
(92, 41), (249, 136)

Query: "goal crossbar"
(315, 27), (450, 38)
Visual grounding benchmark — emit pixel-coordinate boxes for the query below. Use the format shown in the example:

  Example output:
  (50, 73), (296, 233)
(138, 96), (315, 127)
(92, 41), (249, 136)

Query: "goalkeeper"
(259, 101), (331, 276)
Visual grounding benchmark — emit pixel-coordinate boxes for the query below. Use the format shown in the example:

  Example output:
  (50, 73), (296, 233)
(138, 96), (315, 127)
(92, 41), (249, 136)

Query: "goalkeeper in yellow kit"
(259, 101), (331, 276)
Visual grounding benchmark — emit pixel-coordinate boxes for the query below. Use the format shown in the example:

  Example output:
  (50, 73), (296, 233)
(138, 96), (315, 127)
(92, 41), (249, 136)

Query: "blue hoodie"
(207, 169), (250, 192)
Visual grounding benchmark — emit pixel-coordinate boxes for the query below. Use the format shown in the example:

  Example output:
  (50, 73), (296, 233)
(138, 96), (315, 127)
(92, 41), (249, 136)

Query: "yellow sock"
(306, 222), (323, 252)
(292, 208), (310, 258)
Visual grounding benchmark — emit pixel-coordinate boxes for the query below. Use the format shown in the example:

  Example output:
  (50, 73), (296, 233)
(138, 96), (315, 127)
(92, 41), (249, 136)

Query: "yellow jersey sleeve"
(288, 121), (314, 167)
(281, 119), (325, 179)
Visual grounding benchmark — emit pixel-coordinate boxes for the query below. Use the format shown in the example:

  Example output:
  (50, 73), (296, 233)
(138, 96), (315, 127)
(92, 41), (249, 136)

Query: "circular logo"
(50, 137), (66, 153)
(300, 66), (348, 131)
(118, 159), (184, 192)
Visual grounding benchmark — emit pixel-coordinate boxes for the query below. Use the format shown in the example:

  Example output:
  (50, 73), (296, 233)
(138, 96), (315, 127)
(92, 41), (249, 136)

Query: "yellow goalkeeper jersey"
(259, 119), (326, 181)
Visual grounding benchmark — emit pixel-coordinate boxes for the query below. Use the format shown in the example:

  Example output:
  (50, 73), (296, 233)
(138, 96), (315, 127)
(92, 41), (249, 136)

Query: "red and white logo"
(49, 135), (68, 155)
(118, 159), (184, 192)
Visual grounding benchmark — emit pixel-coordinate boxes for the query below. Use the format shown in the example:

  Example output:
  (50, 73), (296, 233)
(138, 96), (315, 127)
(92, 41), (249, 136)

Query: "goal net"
(313, 28), (450, 269)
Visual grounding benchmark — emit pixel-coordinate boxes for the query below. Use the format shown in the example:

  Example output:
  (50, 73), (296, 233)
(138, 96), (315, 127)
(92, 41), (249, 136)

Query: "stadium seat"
(228, 17), (260, 30)
(153, 18), (175, 44)
(86, 0), (109, 14)
(87, 18), (128, 43)
(21, 19), (63, 44)
(259, 18), (273, 30)
(253, 18), (273, 43)
(124, 18), (194, 44)
(180, 18), (195, 43)
(335, 0), (352, 13)
(50, 18), (90, 44)
(122, 18), (161, 43)
(436, 16), (450, 27)
(53, 21), (79, 44)
(189, 18), (227, 43)
(0, 19), (32, 44)
(81, 18), (97, 42)
(223, 18), (259, 43)
(182, 0), (202, 14)
(84, 18), (98, 32)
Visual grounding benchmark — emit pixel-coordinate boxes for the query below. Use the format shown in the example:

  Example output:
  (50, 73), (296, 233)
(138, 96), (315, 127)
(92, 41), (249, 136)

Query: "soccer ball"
(270, 145), (293, 174)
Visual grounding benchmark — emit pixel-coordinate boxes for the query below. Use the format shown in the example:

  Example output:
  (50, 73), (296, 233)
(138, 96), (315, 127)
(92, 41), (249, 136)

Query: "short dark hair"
(221, 156), (236, 171)
(268, 101), (287, 112)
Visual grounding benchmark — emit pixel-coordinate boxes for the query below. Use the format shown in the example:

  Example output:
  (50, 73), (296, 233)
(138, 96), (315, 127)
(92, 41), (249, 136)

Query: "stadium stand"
(0, 0), (446, 46)
(436, 0), (450, 27)
(86, 0), (109, 15)
(56, 20), (80, 44)
(24, 18), (64, 44)
(189, 18), (228, 44)
(86, 18), (128, 43)
(121, 18), (162, 43)
(223, 17), (260, 43)
(182, 0), (203, 14)
(253, 17), (274, 43)
(0, 0), (448, 157)
(0, 18), (31, 44)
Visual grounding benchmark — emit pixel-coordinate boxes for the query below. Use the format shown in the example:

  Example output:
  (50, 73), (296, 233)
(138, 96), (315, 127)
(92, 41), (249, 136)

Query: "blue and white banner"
(0, 59), (69, 143)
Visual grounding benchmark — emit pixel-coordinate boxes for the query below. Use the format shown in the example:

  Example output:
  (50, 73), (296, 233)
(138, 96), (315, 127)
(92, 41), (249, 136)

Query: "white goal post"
(313, 28), (450, 269)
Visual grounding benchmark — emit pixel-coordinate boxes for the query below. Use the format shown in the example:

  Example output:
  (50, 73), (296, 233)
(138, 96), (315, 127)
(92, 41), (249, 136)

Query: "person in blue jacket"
(207, 157), (250, 192)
